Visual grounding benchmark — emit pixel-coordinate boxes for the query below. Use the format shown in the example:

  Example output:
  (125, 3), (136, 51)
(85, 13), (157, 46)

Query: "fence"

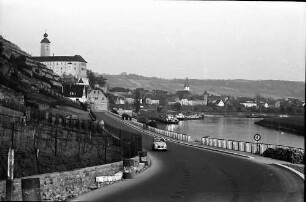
(0, 110), (135, 181)
(104, 122), (142, 159)
(107, 112), (305, 156)
(108, 112), (192, 142)
(200, 136), (305, 155)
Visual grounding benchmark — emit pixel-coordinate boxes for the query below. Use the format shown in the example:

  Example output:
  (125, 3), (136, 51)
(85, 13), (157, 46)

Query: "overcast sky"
(0, 0), (305, 81)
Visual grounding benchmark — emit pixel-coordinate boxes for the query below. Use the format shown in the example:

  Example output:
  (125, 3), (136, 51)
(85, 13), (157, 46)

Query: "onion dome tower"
(40, 32), (50, 56)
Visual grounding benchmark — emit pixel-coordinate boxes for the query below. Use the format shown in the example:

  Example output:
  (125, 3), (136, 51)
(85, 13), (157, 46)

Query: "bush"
(263, 147), (304, 164)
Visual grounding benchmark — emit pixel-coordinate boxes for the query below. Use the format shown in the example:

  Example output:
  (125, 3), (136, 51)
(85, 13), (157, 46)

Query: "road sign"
(254, 134), (261, 141)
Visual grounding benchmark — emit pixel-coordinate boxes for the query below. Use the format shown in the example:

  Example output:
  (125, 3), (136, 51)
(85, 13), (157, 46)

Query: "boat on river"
(176, 113), (205, 120)
(246, 113), (267, 118)
(154, 114), (180, 124)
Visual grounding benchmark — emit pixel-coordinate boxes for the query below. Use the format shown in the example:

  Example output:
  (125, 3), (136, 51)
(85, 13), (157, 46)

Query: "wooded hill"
(103, 74), (305, 100)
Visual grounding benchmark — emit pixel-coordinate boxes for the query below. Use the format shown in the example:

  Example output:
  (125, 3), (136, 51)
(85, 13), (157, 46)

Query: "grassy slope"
(104, 74), (305, 99)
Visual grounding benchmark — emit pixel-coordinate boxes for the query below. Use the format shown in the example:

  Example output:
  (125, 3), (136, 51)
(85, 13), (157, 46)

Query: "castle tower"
(40, 32), (50, 56)
(184, 77), (190, 91)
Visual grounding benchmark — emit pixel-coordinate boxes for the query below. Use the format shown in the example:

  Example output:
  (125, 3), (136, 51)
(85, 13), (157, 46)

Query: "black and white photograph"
(0, 0), (304, 201)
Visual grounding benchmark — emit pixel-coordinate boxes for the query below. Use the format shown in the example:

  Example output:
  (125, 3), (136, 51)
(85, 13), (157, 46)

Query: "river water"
(155, 116), (304, 149)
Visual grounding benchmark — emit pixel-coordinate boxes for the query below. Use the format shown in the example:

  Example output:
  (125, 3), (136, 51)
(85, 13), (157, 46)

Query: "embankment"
(255, 116), (304, 136)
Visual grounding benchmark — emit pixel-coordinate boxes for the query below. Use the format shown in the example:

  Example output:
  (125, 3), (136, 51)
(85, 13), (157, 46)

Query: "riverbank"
(255, 117), (304, 136)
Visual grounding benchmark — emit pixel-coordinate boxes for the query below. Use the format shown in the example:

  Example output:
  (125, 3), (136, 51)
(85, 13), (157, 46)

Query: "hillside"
(103, 74), (305, 100)
(0, 36), (83, 111)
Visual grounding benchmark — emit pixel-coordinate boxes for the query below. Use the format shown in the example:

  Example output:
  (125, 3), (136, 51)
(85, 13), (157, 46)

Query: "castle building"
(32, 32), (87, 78)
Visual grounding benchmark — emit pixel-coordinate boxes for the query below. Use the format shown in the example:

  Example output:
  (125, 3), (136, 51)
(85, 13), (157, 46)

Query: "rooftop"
(32, 55), (87, 63)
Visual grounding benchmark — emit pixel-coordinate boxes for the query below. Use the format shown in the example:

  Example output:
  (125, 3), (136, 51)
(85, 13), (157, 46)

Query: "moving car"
(151, 137), (167, 151)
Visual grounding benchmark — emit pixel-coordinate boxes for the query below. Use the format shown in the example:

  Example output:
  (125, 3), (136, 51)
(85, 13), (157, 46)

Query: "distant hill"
(103, 74), (305, 100)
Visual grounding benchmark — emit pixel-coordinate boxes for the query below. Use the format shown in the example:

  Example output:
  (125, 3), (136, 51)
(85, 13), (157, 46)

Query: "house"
(115, 96), (126, 105)
(216, 100), (225, 107)
(87, 89), (109, 111)
(125, 97), (134, 104)
(180, 98), (191, 106)
(190, 100), (204, 106)
(240, 101), (257, 108)
(62, 84), (88, 103)
(203, 90), (222, 106)
(76, 78), (90, 86)
(145, 97), (160, 105)
(94, 84), (108, 94)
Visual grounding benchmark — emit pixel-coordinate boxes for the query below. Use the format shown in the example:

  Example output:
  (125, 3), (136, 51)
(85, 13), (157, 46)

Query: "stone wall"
(0, 160), (124, 201)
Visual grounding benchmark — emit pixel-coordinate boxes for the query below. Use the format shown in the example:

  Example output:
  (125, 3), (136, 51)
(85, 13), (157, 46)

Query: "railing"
(201, 136), (304, 154)
(107, 112), (192, 142)
(108, 112), (304, 154)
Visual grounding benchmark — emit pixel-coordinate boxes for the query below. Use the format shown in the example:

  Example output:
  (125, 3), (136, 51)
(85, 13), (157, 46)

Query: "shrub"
(263, 147), (304, 164)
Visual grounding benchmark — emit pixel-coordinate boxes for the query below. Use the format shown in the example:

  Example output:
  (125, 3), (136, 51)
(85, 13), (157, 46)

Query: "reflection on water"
(156, 117), (304, 149)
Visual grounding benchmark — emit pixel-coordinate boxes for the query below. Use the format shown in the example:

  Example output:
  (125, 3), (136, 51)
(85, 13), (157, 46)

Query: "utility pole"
(6, 122), (15, 201)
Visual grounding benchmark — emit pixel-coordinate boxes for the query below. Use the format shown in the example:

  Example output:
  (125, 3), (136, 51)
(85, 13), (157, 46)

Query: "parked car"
(151, 137), (167, 151)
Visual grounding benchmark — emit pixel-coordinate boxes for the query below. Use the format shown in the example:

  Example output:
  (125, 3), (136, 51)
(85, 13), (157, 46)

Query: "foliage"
(60, 73), (77, 84)
(171, 102), (182, 111)
(263, 147), (304, 164)
(87, 69), (107, 88)
(134, 89), (141, 113)
(109, 87), (131, 92)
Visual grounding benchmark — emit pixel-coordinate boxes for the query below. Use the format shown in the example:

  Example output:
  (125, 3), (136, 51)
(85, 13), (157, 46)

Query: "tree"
(134, 90), (141, 113)
(87, 69), (107, 88)
(61, 73), (77, 84)
(172, 102), (182, 111)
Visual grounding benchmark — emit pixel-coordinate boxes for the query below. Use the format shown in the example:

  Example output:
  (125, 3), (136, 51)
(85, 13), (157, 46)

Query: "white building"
(145, 97), (159, 105)
(241, 101), (257, 108)
(87, 89), (109, 111)
(32, 32), (87, 79)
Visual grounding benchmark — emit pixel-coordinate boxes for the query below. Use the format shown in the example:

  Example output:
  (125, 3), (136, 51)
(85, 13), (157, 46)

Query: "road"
(74, 112), (304, 202)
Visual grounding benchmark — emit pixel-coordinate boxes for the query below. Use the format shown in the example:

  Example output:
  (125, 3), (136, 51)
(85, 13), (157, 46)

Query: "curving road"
(73, 112), (304, 202)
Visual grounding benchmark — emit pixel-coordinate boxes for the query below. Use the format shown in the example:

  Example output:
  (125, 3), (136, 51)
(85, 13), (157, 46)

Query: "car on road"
(151, 137), (167, 151)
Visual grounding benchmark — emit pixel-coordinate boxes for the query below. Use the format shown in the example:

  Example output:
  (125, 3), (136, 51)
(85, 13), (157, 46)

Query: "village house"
(62, 84), (88, 103)
(115, 96), (126, 105)
(203, 90), (223, 106)
(87, 89), (109, 111)
(240, 101), (257, 108)
(216, 100), (225, 107)
(125, 97), (135, 104)
(145, 97), (160, 105)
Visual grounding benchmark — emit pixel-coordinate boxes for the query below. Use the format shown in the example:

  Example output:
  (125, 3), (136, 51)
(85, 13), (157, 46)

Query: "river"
(155, 116), (304, 149)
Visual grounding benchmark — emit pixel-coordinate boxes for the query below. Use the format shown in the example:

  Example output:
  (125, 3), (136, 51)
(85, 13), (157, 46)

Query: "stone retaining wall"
(0, 160), (124, 201)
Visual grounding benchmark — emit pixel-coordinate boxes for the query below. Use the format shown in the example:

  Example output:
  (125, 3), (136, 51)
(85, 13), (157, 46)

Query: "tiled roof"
(62, 84), (88, 98)
(32, 55), (87, 63)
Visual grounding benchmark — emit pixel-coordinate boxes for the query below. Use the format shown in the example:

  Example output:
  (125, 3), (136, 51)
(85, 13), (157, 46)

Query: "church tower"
(184, 77), (190, 91)
(40, 32), (50, 56)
